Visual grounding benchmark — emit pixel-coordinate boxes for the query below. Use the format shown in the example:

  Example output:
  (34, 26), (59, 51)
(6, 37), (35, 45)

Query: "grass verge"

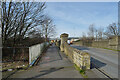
(91, 46), (120, 51)
(102, 47), (120, 51)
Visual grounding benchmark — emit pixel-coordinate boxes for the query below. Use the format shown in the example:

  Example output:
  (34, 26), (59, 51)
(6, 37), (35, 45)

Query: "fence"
(29, 42), (49, 65)
(2, 42), (49, 66)
(2, 47), (29, 62)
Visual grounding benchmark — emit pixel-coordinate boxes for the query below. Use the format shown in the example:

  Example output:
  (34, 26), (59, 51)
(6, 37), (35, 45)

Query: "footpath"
(9, 44), (107, 79)
(10, 44), (83, 78)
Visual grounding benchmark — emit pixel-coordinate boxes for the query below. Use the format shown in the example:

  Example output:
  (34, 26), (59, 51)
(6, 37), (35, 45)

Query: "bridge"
(5, 33), (119, 79)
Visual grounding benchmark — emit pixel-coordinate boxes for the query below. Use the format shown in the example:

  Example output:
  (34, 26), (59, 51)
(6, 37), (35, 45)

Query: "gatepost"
(60, 33), (68, 52)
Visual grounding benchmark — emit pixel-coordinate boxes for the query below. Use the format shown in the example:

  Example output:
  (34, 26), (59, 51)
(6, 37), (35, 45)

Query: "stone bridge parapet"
(59, 33), (90, 70)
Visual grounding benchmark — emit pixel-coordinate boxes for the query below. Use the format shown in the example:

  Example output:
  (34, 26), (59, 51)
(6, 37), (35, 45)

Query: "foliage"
(82, 22), (119, 40)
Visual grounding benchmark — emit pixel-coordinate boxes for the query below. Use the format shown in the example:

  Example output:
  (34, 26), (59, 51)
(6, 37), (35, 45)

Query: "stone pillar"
(109, 36), (120, 50)
(60, 33), (68, 52)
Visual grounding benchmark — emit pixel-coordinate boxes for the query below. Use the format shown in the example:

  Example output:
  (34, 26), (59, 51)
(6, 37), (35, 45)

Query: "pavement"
(71, 45), (119, 78)
(9, 44), (83, 78)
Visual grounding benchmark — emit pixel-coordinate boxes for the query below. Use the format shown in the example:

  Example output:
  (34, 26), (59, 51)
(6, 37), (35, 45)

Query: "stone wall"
(109, 36), (120, 50)
(92, 40), (109, 48)
(59, 33), (90, 70)
(63, 42), (90, 70)
(72, 40), (92, 47)
(64, 43), (74, 60)
(72, 36), (120, 51)
(73, 48), (90, 70)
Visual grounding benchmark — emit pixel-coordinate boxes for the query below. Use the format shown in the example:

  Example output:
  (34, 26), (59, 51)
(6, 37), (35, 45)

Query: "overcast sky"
(45, 2), (118, 38)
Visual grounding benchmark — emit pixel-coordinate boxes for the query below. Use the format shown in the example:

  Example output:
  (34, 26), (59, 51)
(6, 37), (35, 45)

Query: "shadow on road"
(90, 57), (106, 69)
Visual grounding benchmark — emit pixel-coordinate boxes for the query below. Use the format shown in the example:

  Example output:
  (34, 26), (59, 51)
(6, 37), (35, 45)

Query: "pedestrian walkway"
(10, 44), (83, 78)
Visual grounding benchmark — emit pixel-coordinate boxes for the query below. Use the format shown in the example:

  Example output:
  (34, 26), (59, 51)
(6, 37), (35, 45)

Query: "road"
(71, 45), (119, 78)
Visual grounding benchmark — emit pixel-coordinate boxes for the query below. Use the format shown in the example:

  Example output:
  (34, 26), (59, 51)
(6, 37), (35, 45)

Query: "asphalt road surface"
(71, 45), (119, 78)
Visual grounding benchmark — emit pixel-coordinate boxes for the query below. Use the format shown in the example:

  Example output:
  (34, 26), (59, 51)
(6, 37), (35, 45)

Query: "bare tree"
(1, 2), (46, 46)
(87, 24), (95, 39)
(94, 29), (98, 41)
(27, 28), (42, 38)
(104, 23), (119, 38)
(97, 27), (104, 40)
(41, 16), (56, 41)
(82, 32), (87, 40)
